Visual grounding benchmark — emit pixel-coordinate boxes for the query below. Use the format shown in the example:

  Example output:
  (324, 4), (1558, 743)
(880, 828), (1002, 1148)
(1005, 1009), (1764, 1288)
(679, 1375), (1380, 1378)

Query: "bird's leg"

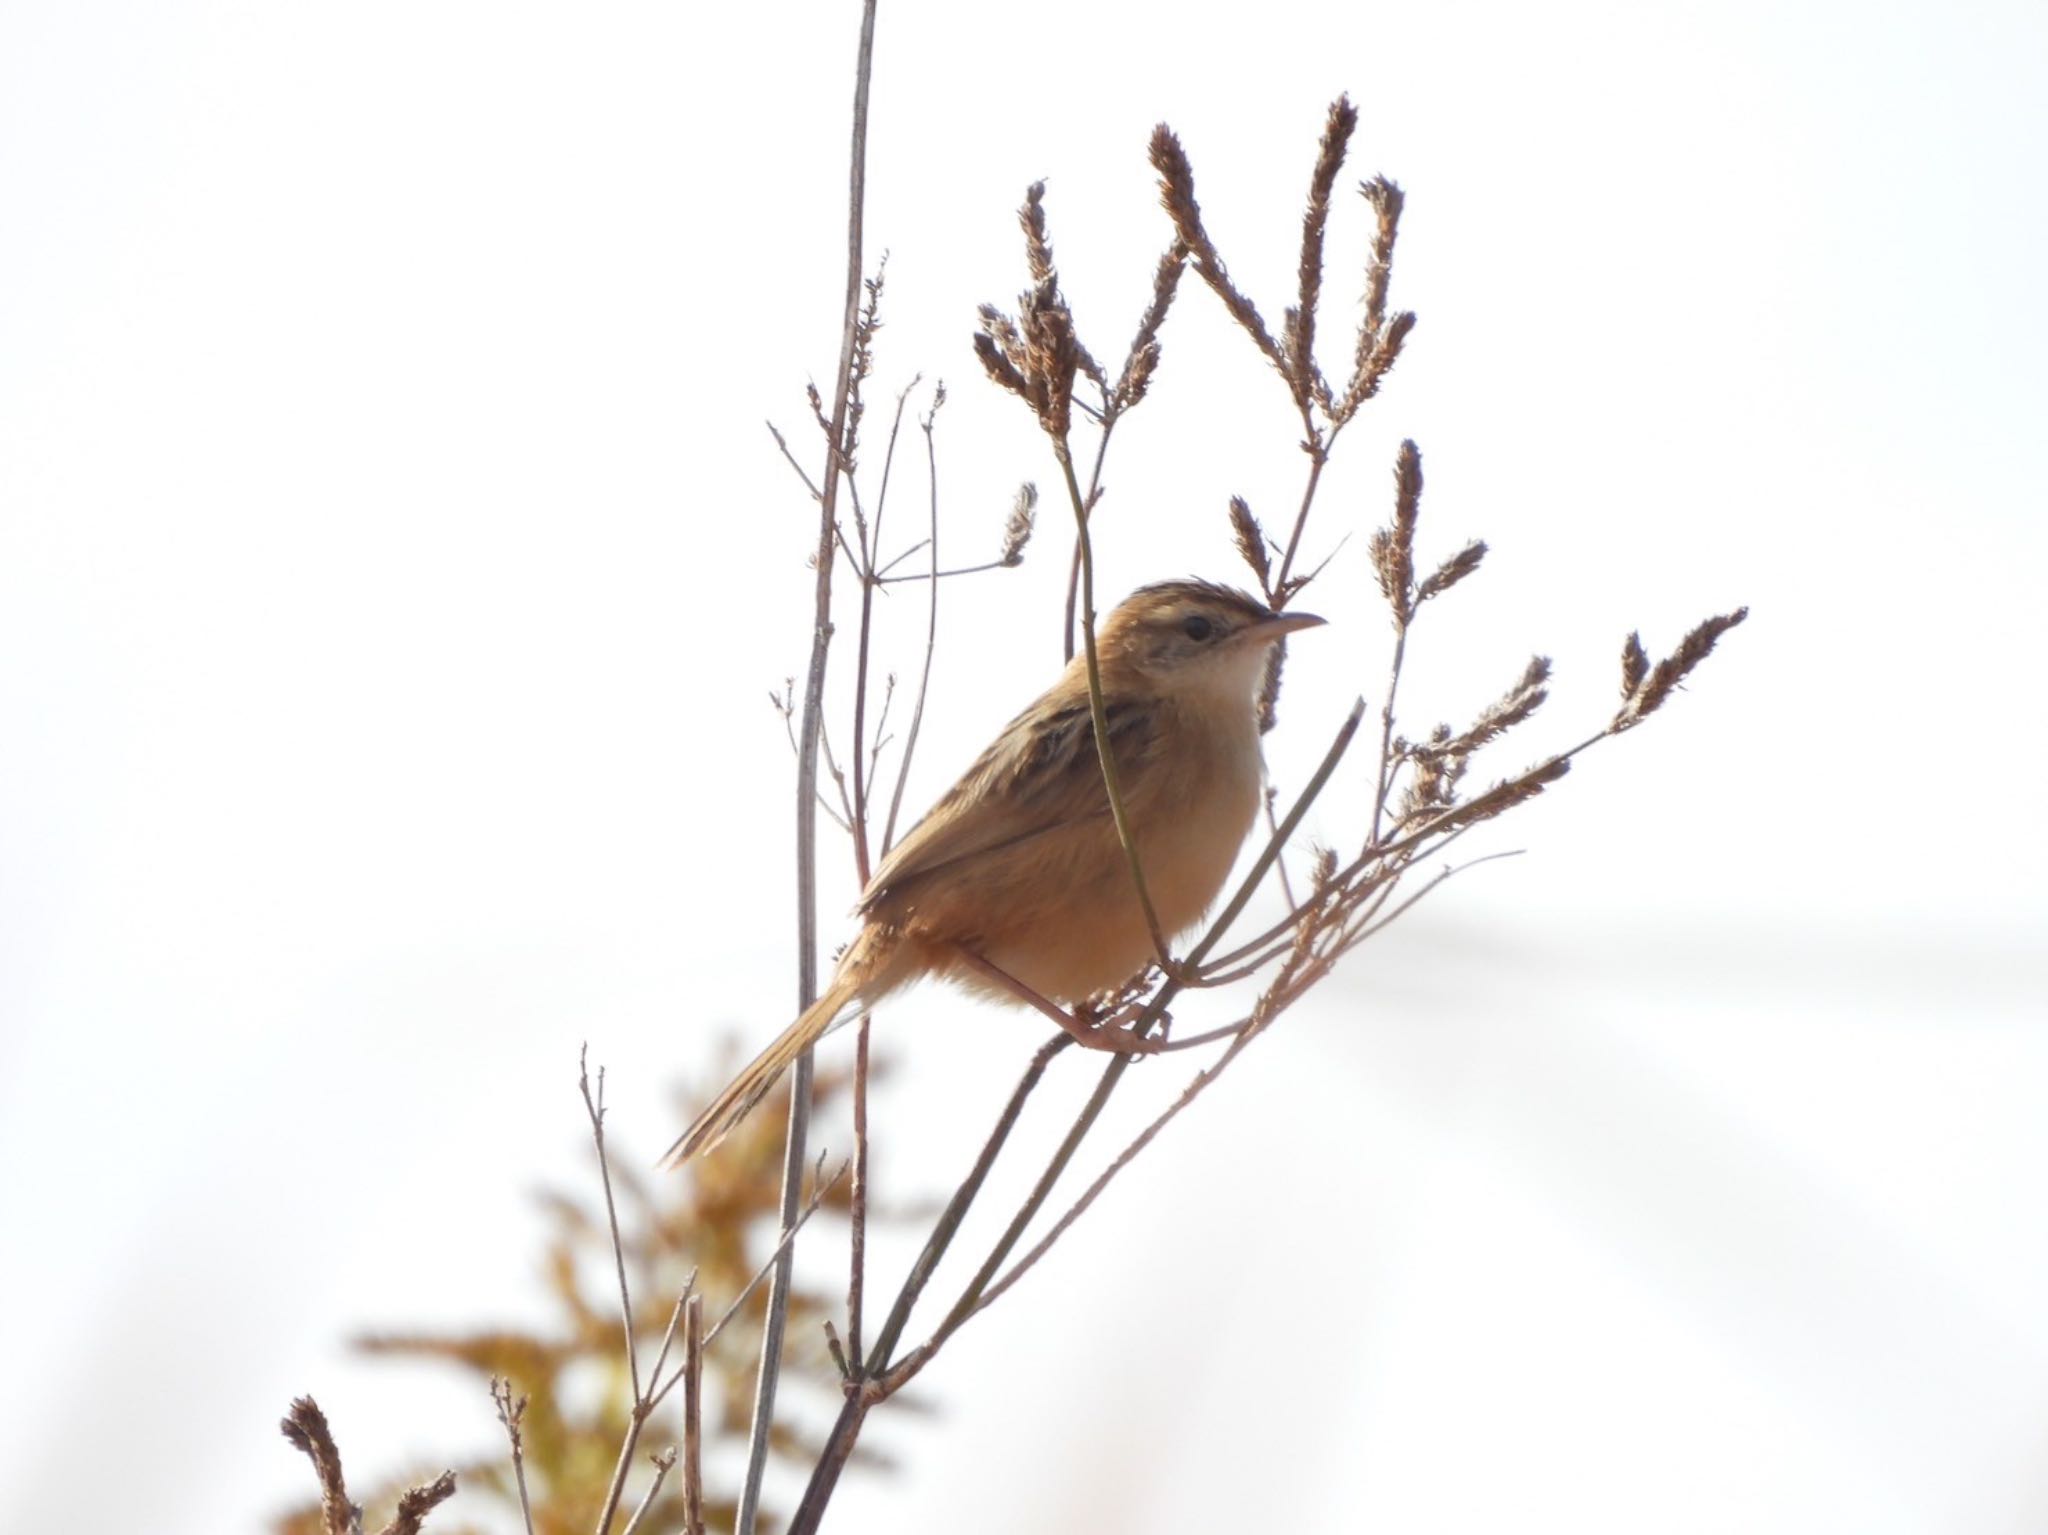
(951, 948), (1163, 1055)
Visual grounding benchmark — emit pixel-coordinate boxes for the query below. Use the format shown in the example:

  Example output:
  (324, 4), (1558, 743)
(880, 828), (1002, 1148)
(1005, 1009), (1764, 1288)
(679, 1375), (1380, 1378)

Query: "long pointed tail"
(660, 967), (866, 1168)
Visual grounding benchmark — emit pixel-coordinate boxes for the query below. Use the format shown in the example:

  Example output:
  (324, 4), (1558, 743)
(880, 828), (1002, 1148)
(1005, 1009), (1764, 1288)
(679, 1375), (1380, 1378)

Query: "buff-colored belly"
(966, 729), (1261, 1002)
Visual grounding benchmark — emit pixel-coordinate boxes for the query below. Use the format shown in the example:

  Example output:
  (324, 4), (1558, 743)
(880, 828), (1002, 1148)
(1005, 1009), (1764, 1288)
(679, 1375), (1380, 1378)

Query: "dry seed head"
(1416, 538), (1487, 604)
(979, 303), (1028, 371)
(1020, 180), (1055, 286)
(1344, 308), (1416, 415)
(1228, 495), (1272, 591)
(1330, 176), (1410, 422)
(853, 258), (888, 383)
(1014, 182), (1103, 397)
(1417, 655), (1552, 762)
(1620, 631), (1650, 698)
(1256, 643), (1286, 735)
(1018, 280), (1078, 438)
(1290, 95), (1358, 413)
(972, 331), (1028, 400)
(1000, 483), (1038, 566)
(1372, 439), (1423, 615)
(1615, 608), (1749, 729)
(1433, 757), (1572, 834)
(1114, 240), (1188, 414)
(1310, 844), (1338, 890)
(1149, 123), (1294, 395)
(920, 377), (948, 434)
(1361, 176), (1404, 334)
(1118, 340), (1161, 412)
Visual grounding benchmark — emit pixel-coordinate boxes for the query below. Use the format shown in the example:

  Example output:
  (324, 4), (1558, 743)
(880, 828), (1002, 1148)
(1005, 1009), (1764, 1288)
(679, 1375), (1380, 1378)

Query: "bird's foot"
(1071, 997), (1167, 1056)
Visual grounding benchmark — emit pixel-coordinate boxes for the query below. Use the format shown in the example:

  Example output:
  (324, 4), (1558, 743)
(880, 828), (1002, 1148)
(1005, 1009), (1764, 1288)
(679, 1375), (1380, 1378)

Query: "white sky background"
(3, 0), (2045, 1530)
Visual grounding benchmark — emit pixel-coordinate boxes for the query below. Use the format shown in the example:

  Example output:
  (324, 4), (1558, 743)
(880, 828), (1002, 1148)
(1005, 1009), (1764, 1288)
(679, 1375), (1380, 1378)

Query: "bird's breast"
(965, 701), (1264, 1003)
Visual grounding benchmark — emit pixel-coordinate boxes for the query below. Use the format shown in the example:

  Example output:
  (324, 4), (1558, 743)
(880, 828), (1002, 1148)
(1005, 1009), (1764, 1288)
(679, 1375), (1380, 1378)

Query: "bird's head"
(1094, 579), (1325, 707)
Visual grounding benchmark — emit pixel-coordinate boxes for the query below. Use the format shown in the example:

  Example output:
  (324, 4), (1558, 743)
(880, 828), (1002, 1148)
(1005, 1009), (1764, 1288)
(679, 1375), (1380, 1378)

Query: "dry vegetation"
(278, 13), (1743, 1533)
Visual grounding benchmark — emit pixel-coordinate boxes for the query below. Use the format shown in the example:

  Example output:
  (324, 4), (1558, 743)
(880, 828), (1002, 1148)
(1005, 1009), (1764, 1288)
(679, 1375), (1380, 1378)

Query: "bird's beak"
(1252, 608), (1326, 639)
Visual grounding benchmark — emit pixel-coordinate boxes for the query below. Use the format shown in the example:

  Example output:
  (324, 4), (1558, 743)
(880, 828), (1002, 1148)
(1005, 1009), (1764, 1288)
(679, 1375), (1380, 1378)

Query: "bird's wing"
(857, 689), (1156, 914)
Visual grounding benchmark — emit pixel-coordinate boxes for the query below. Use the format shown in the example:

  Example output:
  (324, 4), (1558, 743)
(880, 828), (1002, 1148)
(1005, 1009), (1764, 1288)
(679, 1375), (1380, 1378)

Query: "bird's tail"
(660, 966), (867, 1168)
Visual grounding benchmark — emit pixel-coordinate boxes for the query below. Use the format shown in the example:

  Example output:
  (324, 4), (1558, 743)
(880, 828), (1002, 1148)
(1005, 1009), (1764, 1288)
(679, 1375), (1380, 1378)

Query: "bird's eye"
(1182, 614), (1215, 642)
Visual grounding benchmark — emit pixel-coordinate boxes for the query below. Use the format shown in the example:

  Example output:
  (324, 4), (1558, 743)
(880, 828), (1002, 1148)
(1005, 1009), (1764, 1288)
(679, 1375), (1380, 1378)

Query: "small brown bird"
(662, 579), (1323, 1165)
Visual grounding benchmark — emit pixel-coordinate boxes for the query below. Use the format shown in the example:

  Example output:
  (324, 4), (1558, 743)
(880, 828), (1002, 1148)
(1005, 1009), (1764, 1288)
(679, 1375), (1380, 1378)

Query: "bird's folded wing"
(857, 692), (1156, 912)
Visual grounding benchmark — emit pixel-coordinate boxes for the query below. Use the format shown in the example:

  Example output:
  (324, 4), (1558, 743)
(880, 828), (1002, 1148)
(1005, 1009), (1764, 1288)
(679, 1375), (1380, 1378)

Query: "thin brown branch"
(737, 4), (880, 1528)
(963, 998), (1280, 1324)
(765, 420), (824, 502)
(619, 1450), (678, 1535)
(881, 384), (946, 857)
(864, 1032), (1074, 1371)
(701, 1156), (845, 1359)
(489, 1378), (536, 1535)
(680, 1293), (706, 1535)
(578, 1048), (640, 1405)
(848, 1014), (871, 1372)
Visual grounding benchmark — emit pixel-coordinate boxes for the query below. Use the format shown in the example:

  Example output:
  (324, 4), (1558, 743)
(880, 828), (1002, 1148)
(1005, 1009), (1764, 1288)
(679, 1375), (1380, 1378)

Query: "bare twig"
(848, 1014), (871, 1371)
(791, 1034), (1072, 1534)
(680, 1293), (706, 1535)
(489, 1378), (536, 1535)
(766, 420), (825, 502)
(619, 1449), (677, 1535)
(577, 1046), (656, 1535)
(646, 1153), (846, 1405)
(735, 4), (881, 1531)
(578, 1048), (640, 1403)
(881, 385), (947, 857)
